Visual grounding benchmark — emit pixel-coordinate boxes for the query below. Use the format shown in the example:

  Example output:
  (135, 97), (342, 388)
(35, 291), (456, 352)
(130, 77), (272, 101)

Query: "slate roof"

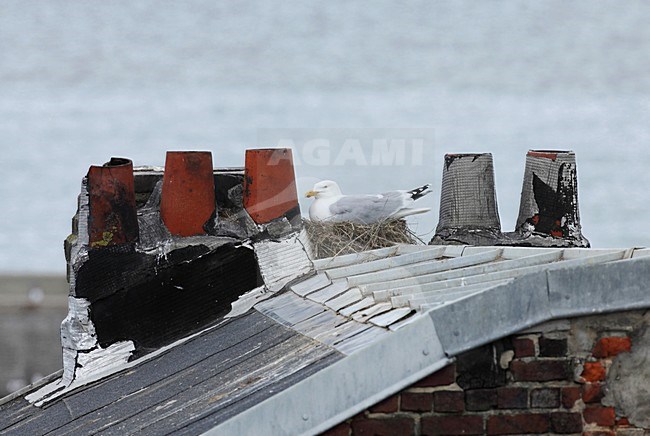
(0, 311), (340, 435)
(2, 231), (650, 435)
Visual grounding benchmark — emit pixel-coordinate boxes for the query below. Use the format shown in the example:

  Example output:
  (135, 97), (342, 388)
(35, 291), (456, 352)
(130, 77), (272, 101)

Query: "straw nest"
(304, 219), (421, 259)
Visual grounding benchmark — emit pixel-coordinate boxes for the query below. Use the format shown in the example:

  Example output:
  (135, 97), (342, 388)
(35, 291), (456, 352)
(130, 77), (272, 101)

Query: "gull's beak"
(305, 190), (318, 198)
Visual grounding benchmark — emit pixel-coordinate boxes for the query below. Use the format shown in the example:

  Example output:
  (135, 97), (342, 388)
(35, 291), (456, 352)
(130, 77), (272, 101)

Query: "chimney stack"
(160, 151), (216, 236)
(514, 150), (589, 247)
(431, 153), (502, 245)
(87, 157), (139, 248)
(243, 148), (300, 225)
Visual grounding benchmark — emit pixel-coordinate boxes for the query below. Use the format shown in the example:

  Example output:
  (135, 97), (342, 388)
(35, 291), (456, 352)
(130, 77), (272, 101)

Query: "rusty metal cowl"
(87, 157), (139, 248)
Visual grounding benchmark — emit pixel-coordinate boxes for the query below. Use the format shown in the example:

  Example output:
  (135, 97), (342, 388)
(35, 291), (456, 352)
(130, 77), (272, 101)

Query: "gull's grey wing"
(328, 193), (407, 224)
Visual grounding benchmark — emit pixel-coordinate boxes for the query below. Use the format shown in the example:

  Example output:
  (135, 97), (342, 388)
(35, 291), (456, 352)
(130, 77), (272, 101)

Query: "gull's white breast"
(309, 196), (341, 222)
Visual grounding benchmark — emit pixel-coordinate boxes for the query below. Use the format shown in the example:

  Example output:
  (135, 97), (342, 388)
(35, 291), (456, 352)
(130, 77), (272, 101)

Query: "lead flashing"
(548, 255), (650, 317)
(253, 230), (313, 293)
(428, 271), (552, 355)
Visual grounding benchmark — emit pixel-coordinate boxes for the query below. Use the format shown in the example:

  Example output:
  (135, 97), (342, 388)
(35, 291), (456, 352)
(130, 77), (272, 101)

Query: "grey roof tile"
(351, 302), (393, 323)
(339, 296), (376, 317)
(323, 246), (445, 279)
(367, 307), (413, 327)
(255, 292), (326, 327)
(405, 280), (513, 309)
(290, 273), (330, 296)
(292, 311), (344, 337)
(324, 287), (363, 312)
(359, 250), (559, 295)
(305, 280), (350, 303)
(346, 248), (497, 287)
(312, 321), (370, 347)
(312, 246), (398, 270)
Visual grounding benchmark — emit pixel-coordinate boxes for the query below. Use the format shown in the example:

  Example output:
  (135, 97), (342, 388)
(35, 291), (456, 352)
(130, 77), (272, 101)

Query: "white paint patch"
(25, 379), (66, 404)
(27, 318), (230, 407)
(154, 399), (178, 411)
(60, 297), (97, 351)
(75, 341), (136, 380)
(28, 341), (135, 406)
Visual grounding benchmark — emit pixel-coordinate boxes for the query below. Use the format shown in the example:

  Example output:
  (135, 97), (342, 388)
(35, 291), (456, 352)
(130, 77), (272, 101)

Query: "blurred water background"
(1, 0), (649, 273)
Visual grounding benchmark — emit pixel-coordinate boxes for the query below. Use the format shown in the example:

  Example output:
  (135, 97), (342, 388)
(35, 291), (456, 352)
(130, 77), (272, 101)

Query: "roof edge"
(307, 358), (453, 435)
(205, 313), (449, 436)
(0, 369), (63, 407)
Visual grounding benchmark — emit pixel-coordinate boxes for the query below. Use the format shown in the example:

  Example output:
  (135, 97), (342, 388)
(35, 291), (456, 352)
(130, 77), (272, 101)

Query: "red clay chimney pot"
(160, 151), (216, 236)
(243, 148), (300, 224)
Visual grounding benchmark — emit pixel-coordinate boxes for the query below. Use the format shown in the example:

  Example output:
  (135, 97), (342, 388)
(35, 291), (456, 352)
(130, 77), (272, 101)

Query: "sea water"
(0, 0), (649, 272)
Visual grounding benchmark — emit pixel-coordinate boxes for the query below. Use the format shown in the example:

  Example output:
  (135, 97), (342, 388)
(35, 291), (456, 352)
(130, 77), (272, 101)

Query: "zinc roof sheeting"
(292, 245), (632, 331)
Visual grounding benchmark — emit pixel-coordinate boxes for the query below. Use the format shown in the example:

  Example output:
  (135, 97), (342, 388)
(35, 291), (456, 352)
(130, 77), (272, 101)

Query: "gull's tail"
(407, 184), (432, 201)
(392, 207), (431, 220)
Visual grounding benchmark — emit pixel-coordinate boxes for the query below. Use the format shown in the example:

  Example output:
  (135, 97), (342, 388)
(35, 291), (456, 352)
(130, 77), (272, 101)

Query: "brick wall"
(324, 311), (649, 435)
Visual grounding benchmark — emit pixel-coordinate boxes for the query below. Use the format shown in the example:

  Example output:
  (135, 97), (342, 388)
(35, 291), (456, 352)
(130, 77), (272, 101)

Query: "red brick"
(592, 336), (632, 358)
(582, 382), (604, 403)
(530, 387), (560, 408)
(465, 389), (497, 411)
(368, 395), (398, 413)
(412, 363), (456, 388)
(421, 415), (484, 435)
(539, 337), (567, 357)
(323, 421), (350, 436)
(583, 432), (615, 436)
(561, 386), (581, 409)
(351, 416), (415, 436)
(581, 362), (606, 382)
(583, 406), (616, 426)
(512, 337), (535, 358)
(497, 387), (528, 409)
(456, 345), (508, 389)
(486, 413), (550, 434)
(510, 360), (570, 382)
(433, 391), (465, 413)
(550, 412), (583, 434)
(400, 392), (432, 412)
(617, 417), (631, 426)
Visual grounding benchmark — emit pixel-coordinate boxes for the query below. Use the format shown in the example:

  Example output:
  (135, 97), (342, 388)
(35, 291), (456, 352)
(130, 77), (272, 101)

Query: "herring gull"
(305, 180), (432, 224)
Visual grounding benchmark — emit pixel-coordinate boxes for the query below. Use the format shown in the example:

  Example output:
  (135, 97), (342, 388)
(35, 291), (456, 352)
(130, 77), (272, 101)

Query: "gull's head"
(305, 180), (342, 199)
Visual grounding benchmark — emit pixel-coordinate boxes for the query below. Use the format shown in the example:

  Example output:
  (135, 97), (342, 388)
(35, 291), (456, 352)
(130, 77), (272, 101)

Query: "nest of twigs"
(304, 219), (422, 259)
